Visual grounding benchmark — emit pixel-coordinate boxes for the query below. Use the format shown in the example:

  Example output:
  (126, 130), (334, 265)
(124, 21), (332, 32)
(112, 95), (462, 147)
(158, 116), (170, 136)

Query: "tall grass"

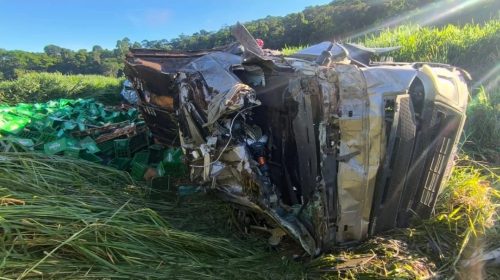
(362, 21), (500, 84)
(0, 72), (124, 105)
(463, 87), (500, 163)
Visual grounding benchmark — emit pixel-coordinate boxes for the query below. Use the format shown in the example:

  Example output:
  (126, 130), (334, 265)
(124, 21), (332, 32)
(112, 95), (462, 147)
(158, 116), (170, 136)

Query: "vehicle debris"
(125, 23), (469, 255)
(120, 79), (139, 104)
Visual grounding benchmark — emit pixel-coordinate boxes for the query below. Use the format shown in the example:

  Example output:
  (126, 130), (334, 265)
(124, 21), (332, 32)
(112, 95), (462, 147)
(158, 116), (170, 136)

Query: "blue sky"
(0, 0), (331, 52)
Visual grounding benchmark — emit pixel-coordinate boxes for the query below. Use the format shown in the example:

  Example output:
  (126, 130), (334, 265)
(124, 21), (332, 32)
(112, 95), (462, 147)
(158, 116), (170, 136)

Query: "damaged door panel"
(124, 24), (469, 255)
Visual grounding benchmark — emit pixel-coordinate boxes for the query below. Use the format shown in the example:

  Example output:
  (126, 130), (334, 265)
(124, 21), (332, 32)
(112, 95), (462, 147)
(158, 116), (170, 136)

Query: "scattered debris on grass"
(0, 98), (187, 182)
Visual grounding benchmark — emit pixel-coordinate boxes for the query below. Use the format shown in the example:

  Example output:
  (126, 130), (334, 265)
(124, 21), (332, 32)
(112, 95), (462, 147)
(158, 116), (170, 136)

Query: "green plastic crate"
(44, 138), (68, 155)
(37, 132), (57, 144)
(131, 161), (148, 180)
(66, 137), (80, 148)
(97, 140), (115, 156)
(16, 129), (40, 140)
(80, 136), (101, 154)
(156, 162), (166, 177)
(148, 144), (166, 163)
(108, 157), (131, 170)
(64, 147), (81, 158)
(129, 131), (150, 153)
(114, 138), (131, 158)
(80, 152), (102, 163)
(132, 150), (150, 165)
(161, 148), (188, 178)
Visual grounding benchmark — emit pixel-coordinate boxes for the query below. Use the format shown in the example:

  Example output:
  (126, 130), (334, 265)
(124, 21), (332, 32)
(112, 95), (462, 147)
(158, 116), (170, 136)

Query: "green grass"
(463, 87), (500, 163)
(0, 72), (124, 105)
(362, 21), (500, 85)
(281, 45), (309, 56)
(2, 153), (496, 279)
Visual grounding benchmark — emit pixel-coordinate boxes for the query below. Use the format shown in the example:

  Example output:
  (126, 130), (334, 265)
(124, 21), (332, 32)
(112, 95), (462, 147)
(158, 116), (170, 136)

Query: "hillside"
(0, 0), (498, 80)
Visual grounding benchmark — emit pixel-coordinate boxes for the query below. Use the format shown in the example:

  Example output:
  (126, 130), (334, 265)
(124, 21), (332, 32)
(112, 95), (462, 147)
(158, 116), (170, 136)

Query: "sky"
(0, 0), (331, 52)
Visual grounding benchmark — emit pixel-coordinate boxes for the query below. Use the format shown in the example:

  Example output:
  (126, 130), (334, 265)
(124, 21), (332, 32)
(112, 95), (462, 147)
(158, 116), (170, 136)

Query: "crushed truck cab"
(124, 24), (469, 255)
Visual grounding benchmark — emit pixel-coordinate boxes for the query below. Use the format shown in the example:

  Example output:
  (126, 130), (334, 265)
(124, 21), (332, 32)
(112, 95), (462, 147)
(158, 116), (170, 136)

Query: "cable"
(190, 104), (259, 168)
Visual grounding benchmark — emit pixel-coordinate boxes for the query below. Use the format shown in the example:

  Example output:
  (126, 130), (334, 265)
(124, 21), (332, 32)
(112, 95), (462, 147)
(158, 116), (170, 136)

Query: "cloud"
(128, 9), (171, 27)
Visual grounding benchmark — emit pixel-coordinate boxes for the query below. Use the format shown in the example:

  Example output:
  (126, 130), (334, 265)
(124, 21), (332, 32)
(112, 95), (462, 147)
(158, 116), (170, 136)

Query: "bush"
(0, 72), (124, 105)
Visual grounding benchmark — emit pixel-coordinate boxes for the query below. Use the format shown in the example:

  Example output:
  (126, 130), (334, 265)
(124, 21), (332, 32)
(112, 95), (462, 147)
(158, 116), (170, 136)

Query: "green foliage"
(0, 72), (123, 105)
(0, 38), (135, 80)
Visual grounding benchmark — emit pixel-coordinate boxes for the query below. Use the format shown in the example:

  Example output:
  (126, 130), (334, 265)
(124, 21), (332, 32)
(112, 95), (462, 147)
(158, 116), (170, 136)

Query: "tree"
(115, 37), (131, 58)
(44, 45), (62, 57)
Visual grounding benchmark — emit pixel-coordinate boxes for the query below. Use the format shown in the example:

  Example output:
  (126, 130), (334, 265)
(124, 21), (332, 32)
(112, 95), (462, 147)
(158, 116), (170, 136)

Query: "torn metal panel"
(292, 42), (400, 66)
(206, 83), (261, 126)
(289, 77), (320, 205)
(335, 64), (373, 242)
(181, 52), (242, 95)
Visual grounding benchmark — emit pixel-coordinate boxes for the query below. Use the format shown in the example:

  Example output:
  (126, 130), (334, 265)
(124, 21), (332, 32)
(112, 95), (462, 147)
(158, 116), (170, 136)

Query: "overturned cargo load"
(124, 24), (469, 255)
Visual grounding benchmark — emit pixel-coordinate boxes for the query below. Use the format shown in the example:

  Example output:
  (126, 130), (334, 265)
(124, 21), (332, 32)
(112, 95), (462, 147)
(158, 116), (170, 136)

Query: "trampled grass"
(0, 153), (305, 279)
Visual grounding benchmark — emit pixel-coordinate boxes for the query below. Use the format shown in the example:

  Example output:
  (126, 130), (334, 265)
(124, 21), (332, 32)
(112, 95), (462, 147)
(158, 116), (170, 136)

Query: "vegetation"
(464, 87), (500, 163)
(0, 72), (123, 105)
(139, 0), (498, 51)
(0, 39), (139, 80)
(362, 21), (500, 86)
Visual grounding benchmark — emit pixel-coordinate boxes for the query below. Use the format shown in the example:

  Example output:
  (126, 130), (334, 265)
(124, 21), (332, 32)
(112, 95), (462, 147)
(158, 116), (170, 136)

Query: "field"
(1, 21), (499, 279)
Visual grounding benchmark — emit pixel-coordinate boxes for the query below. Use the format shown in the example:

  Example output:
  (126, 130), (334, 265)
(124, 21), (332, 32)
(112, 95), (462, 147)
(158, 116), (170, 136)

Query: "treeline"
(0, 38), (140, 80)
(142, 0), (499, 50)
(1, 0), (498, 80)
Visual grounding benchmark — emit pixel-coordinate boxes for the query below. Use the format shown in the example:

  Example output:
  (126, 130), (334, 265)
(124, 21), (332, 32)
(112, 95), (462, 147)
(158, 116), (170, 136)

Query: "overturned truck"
(124, 24), (469, 255)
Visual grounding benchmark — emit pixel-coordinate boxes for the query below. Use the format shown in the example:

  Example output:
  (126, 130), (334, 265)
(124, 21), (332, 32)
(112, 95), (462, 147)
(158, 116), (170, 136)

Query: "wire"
(190, 104), (259, 168)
